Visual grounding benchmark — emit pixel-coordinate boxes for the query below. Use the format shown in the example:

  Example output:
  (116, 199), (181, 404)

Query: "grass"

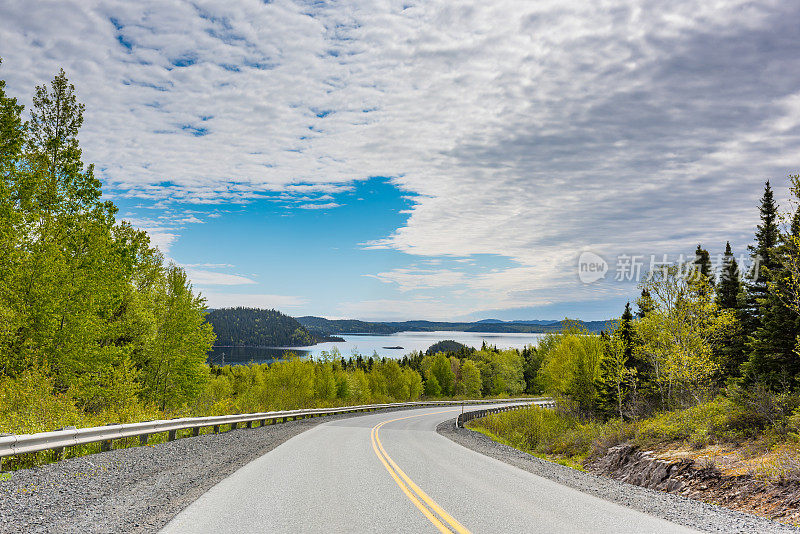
(467, 398), (800, 482)
(466, 405), (628, 467)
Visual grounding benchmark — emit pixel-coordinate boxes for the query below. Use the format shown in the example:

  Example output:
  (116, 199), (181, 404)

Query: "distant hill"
(297, 316), (614, 335)
(295, 316), (399, 336)
(207, 308), (338, 347)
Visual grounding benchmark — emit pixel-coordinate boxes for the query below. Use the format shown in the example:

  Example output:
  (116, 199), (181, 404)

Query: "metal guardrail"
(456, 399), (556, 428)
(0, 397), (551, 468)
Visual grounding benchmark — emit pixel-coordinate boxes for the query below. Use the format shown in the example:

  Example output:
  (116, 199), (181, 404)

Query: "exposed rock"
(586, 443), (800, 526)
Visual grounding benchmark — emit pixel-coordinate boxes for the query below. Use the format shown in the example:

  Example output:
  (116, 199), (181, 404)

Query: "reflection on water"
(207, 330), (545, 366)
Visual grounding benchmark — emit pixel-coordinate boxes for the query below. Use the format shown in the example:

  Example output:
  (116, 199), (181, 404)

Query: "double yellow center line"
(370, 410), (472, 534)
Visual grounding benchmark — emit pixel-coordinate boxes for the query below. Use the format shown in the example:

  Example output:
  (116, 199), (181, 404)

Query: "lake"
(208, 330), (546, 365)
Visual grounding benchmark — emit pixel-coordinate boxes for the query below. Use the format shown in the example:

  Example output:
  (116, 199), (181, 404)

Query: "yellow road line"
(370, 410), (472, 534)
(370, 425), (452, 533)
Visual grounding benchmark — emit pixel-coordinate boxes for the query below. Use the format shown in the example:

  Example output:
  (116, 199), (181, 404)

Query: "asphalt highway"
(160, 404), (699, 533)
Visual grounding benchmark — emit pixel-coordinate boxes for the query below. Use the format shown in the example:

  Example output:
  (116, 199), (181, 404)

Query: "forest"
(205, 307), (339, 347)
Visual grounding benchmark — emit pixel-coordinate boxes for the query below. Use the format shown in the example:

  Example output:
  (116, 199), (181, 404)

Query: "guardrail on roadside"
(0, 397), (551, 469)
(456, 399), (556, 428)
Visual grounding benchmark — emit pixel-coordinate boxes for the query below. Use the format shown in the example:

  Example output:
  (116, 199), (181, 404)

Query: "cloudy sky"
(2, 0), (799, 321)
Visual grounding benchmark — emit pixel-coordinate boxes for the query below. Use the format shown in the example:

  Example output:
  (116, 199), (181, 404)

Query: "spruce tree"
(716, 242), (740, 309)
(693, 244), (714, 285)
(636, 289), (654, 319)
(714, 242), (746, 379)
(741, 205), (800, 390)
(595, 331), (626, 418)
(741, 181), (780, 338)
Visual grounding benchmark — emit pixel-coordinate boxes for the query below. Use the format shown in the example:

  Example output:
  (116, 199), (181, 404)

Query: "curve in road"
(160, 404), (699, 533)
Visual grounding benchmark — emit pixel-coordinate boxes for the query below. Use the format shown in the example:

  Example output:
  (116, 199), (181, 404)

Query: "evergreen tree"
(716, 242), (741, 309)
(521, 345), (544, 394)
(595, 332), (628, 418)
(741, 181), (780, 338)
(741, 206), (800, 390)
(714, 242), (746, 379)
(618, 303), (635, 361)
(635, 289), (654, 319)
(693, 244), (714, 286)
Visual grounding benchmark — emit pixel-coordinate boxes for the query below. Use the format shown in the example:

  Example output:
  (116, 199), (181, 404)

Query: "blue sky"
(2, 1), (800, 321)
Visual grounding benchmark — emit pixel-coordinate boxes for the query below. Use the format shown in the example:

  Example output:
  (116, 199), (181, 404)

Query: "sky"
(2, 0), (800, 321)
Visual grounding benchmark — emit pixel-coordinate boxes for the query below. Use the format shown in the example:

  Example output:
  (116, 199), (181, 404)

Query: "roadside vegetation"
(470, 178), (800, 484)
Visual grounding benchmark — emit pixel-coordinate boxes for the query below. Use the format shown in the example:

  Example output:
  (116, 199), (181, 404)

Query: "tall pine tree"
(742, 205), (800, 390)
(741, 181), (780, 339)
(716, 242), (740, 309)
(636, 289), (654, 319)
(693, 244), (714, 285)
(715, 242), (746, 379)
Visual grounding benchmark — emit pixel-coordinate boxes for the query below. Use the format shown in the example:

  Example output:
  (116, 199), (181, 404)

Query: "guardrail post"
(168, 430), (177, 442)
(140, 434), (149, 445)
(229, 422), (238, 431)
(191, 427), (200, 437)
(213, 425), (220, 434)
(245, 421), (252, 429)
(100, 439), (113, 452)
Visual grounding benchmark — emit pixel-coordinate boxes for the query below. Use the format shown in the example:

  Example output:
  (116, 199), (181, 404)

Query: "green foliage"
(458, 360), (482, 397)
(635, 266), (734, 407)
(425, 340), (470, 356)
(740, 181), (780, 341)
(429, 353), (455, 396)
(468, 405), (628, 466)
(205, 307), (318, 347)
(424, 374), (441, 397)
(744, 199), (800, 390)
(595, 332), (629, 419)
(537, 325), (603, 412)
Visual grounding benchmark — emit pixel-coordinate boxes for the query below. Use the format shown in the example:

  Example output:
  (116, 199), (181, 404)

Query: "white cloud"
(367, 268), (467, 292)
(296, 202), (342, 210)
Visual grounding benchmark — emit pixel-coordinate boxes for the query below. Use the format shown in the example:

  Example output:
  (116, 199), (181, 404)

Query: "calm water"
(208, 330), (545, 365)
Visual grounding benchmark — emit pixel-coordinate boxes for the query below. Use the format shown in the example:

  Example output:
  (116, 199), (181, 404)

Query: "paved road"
(161, 404), (698, 533)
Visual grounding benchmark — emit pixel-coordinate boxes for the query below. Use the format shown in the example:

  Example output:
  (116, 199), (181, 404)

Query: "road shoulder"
(0, 409), (405, 534)
(436, 418), (798, 534)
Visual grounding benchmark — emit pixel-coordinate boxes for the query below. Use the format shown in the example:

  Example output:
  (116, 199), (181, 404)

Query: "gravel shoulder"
(0, 409), (407, 534)
(436, 418), (800, 534)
